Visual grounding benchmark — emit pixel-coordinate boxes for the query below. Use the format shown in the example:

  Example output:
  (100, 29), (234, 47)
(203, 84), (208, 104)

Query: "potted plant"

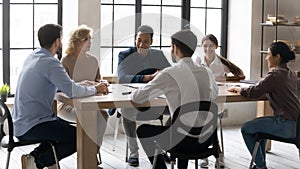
(0, 83), (10, 102)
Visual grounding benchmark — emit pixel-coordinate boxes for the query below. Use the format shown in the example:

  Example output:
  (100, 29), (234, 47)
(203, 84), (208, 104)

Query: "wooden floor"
(1, 126), (299, 169)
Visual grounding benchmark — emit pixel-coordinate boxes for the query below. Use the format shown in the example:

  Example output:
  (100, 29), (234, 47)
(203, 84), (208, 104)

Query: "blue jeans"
(241, 116), (296, 168)
(18, 118), (76, 167)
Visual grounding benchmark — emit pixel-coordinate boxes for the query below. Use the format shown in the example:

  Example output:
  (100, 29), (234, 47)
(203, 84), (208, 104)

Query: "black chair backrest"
(295, 113), (300, 148)
(0, 100), (14, 145)
(171, 101), (218, 144)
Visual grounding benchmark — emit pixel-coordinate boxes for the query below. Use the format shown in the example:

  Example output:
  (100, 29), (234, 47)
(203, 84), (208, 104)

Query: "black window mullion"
(2, 1), (62, 89)
(159, 0), (162, 49)
(204, 0), (208, 35)
(220, 0), (228, 58)
(58, 0), (63, 60)
(111, 1), (115, 73)
(33, 2), (35, 50)
(3, 0), (10, 85)
(135, 0), (141, 33)
(182, 0), (190, 29)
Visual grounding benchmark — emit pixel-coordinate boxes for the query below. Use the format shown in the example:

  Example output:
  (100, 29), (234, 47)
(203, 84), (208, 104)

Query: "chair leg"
(249, 141), (260, 169)
(159, 116), (163, 126)
(195, 159), (198, 169)
(113, 115), (120, 151)
(218, 111), (224, 154)
(97, 151), (102, 164)
(215, 157), (220, 169)
(170, 161), (175, 169)
(5, 151), (11, 169)
(125, 141), (128, 162)
(50, 144), (60, 169)
(152, 148), (159, 169)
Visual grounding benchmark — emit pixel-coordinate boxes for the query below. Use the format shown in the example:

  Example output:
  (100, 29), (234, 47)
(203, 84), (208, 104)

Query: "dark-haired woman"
(196, 34), (245, 167)
(228, 41), (300, 169)
(195, 34), (245, 82)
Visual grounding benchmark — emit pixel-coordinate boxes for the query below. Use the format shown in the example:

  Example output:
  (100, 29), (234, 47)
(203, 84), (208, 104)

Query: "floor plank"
(1, 126), (299, 169)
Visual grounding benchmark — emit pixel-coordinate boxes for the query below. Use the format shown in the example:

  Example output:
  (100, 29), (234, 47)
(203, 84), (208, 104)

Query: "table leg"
(257, 101), (273, 151)
(76, 109), (98, 169)
(52, 100), (57, 116)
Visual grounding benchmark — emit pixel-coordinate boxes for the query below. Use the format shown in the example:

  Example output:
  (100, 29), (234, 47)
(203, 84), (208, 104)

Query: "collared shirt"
(117, 47), (171, 83)
(197, 54), (230, 80)
(12, 48), (96, 136)
(240, 64), (300, 121)
(131, 57), (218, 122)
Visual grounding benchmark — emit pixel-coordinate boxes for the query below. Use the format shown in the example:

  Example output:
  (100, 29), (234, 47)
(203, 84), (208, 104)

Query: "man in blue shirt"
(12, 24), (109, 169)
(117, 25), (171, 167)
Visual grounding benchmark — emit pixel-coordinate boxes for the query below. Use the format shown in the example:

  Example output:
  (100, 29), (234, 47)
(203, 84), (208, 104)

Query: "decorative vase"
(1, 94), (7, 102)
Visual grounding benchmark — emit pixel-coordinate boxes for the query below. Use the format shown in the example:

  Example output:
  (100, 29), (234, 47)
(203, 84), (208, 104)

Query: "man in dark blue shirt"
(117, 25), (170, 167)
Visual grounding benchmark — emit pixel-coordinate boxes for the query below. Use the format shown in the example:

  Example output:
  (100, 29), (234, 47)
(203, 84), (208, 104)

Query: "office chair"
(0, 100), (60, 169)
(249, 114), (300, 169)
(110, 107), (166, 162)
(152, 101), (220, 169)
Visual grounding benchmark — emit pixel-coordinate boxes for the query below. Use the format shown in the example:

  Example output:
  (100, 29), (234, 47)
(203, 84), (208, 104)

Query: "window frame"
(1, 0), (62, 95)
(100, 0), (228, 74)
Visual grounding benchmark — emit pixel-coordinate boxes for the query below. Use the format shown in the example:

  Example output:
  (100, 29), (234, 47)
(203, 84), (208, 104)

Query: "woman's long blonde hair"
(65, 24), (93, 55)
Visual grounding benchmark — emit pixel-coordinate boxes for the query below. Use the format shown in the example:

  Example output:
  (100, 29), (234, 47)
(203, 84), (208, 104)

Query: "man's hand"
(95, 82), (109, 95)
(142, 70), (160, 82)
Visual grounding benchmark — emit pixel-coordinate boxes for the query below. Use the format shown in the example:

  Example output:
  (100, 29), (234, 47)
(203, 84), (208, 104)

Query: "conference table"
(54, 82), (267, 169)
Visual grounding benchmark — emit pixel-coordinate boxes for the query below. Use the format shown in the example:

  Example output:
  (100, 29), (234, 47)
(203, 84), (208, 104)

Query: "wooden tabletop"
(55, 83), (267, 111)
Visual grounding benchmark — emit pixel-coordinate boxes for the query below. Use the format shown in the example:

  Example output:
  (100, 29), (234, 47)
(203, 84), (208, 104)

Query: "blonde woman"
(58, 25), (108, 168)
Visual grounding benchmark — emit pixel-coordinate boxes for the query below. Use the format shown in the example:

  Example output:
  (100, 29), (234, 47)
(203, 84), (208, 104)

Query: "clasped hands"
(79, 80), (110, 95)
(95, 82), (109, 95)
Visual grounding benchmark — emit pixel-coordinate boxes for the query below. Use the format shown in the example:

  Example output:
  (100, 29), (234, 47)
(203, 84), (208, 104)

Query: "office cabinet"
(260, 0), (300, 77)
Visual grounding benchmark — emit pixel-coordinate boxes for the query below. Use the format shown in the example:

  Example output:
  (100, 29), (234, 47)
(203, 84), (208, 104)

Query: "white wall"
(228, 0), (252, 79)
(62, 0), (78, 54)
(222, 0), (258, 126)
(78, 0), (101, 58)
(63, 0), (101, 58)
(76, 0), (120, 135)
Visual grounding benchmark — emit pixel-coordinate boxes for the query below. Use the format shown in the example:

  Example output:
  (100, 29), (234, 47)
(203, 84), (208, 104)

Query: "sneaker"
(162, 153), (171, 163)
(252, 165), (268, 169)
(215, 160), (225, 168)
(21, 154), (38, 169)
(97, 165), (104, 169)
(200, 158), (209, 168)
(97, 152), (103, 169)
(128, 157), (139, 167)
(97, 151), (102, 165)
(215, 156), (225, 168)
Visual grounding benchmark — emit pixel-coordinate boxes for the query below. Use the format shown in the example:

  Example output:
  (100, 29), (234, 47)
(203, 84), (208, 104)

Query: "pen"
(122, 91), (132, 95)
(122, 84), (138, 89)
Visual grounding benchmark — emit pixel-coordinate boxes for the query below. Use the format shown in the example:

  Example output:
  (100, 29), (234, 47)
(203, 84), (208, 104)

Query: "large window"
(1, 0), (62, 94)
(100, 0), (228, 75)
